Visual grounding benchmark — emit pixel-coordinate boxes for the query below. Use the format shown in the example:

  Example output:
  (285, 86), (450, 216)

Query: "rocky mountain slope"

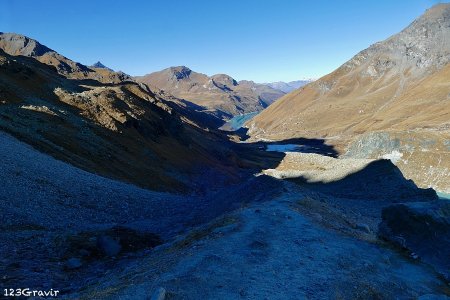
(247, 3), (450, 192)
(136, 66), (286, 119)
(0, 37), (269, 193)
(0, 32), (131, 84)
(263, 79), (313, 93)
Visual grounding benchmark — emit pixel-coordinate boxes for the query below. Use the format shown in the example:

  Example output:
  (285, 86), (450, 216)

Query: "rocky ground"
(2, 130), (449, 299)
(68, 181), (449, 299)
(0, 130), (281, 292)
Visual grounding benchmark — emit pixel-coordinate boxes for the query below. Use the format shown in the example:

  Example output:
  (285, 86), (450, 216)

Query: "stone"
(65, 225), (163, 260)
(65, 257), (82, 269)
(96, 235), (121, 257)
(150, 287), (166, 300)
(355, 223), (371, 233)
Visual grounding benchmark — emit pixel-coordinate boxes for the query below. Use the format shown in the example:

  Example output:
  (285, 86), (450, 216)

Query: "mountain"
(246, 3), (450, 192)
(136, 66), (286, 119)
(0, 32), (288, 290)
(263, 79), (313, 93)
(0, 36), (265, 193)
(2, 17), (449, 298)
(0, 32), (131, 84)
(91, 61), (113, 71)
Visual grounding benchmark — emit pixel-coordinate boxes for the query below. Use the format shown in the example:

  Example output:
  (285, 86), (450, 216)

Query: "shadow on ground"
(287, 159), (437, 201)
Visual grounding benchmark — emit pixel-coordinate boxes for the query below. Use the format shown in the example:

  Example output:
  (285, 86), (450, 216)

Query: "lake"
(437, 191), (450, 200)
(220, 112), (259, 131)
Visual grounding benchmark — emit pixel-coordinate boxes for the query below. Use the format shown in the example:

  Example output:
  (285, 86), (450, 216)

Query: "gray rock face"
(0, 32), (52, 56)
(170, 66), (192, 80)
(344, 132), (401, 159)
(343, 4), (450, 80)
(344, 131), (450, 193)
(379, 200), (450, 280)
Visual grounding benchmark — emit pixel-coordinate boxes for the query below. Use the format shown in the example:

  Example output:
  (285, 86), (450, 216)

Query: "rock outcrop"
(262, 153), (438, 201)
(379, 200), (450, 280)
(344, 131), (450, 193)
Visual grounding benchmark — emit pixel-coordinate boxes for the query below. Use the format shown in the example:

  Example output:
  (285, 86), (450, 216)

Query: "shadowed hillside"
(0, 42), (279, 192)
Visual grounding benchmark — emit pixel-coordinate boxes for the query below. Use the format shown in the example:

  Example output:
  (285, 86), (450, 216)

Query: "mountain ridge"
(136, 66), (286, 119)
(0, 36), (269, 193)
(0, 32), (132, 84)
(263, 79), (313, 93)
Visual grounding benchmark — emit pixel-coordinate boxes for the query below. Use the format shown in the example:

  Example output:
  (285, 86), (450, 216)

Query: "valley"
(0, 2), (449, 299)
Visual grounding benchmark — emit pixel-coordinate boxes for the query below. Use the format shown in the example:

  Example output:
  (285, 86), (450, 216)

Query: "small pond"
(265, 143), (336, 157)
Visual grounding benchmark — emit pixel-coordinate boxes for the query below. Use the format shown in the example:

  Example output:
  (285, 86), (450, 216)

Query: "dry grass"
(171, 216), (238, 251)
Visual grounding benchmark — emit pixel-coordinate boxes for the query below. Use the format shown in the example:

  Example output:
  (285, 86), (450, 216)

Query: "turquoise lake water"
(221, 112), (258, 131)
(437, 192), (450, 200)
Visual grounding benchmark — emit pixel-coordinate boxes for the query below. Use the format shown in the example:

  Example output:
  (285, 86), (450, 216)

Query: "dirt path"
(72, 183), (449, 299)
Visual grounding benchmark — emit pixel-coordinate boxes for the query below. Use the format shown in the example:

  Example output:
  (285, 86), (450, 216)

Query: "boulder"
(65, 257), (83, 269)
(64, 224), (163, 260)
(96, 235), (121, 257)
(378, 200), (450, 280)
(151, 287), (166, 300)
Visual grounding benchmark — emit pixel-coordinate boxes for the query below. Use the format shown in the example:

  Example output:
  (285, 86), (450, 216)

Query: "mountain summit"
(91, 61), (113, 71)
(247, 3), (450, 192)
(0, 32), (53, 56)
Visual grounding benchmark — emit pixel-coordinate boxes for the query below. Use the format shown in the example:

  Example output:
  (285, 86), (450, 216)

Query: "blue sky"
(0, 0), (443, 82)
